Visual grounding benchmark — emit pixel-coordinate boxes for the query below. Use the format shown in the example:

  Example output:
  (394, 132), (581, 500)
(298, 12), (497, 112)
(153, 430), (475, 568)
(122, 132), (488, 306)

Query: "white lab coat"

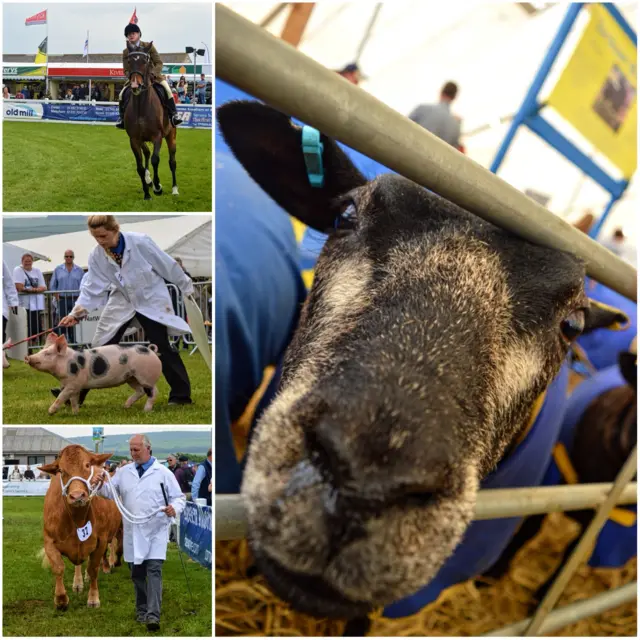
(3, 261), (19, 319)
(99, 460), (186, 565)
(72, 231), (195, 346)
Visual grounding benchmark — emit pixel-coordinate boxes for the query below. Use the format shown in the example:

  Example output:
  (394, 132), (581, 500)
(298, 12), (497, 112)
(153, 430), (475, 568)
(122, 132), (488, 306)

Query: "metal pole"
(215, 482), (638, 541)
(489, 3), (583, 174)
(523, 446), (637, 636)
(355, 4), (383, 64)
(45, 14), (49, 95)
(588, 189), (625, 241)
(215, 5), (636, 302)
(193, 50), (197, 103)
(87, 31), (91, 101)
(484, 582), (636, 636)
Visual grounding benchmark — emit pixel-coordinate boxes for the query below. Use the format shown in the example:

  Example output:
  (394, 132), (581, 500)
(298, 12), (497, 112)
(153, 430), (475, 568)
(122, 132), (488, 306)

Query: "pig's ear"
(217, 100), (367, 233)
(38, 461), (60, 475)
(55, 334), (68, 354)
(45, 332), (57, 346)
(91, 453), (112, 467)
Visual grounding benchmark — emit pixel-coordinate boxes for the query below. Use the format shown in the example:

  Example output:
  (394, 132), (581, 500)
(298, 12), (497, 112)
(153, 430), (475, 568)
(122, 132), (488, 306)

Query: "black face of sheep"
(217, 101), (628, 619)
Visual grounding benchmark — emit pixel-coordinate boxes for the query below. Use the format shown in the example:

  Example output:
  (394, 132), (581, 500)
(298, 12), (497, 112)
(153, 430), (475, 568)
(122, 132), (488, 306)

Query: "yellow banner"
(547, 4), (637, 178)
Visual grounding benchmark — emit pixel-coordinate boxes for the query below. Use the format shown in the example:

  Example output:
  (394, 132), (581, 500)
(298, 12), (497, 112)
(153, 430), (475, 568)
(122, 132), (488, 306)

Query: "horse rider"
(116, 23), (182, 129)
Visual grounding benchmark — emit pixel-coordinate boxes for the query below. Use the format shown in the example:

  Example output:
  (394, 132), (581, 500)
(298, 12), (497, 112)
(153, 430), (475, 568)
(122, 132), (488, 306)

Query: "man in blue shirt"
(196, 74), (207, 105)
(49, 249), (85, 344)
(190, 449), (212, 506)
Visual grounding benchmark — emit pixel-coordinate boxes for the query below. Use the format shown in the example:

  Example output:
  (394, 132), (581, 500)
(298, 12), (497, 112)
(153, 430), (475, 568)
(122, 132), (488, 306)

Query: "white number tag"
(77, 521), (93, 541)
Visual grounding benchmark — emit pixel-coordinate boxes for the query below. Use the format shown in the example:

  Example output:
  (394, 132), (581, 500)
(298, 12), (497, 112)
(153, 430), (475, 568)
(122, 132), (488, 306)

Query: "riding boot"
(166, 98), (183, 127)
(115, 98), (125, 129)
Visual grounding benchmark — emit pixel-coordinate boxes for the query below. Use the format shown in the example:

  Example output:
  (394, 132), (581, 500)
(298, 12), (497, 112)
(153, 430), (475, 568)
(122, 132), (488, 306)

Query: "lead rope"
(100, 471), (169, 525)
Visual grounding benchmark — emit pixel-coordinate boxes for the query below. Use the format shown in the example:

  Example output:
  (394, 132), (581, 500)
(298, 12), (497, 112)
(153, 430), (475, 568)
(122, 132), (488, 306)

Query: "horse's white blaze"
(172, 186), (179, 195)
(144, 170), (152, 184)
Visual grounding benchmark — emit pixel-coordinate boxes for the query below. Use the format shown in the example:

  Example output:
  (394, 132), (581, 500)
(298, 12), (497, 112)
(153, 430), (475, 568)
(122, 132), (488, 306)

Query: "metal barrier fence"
(215, 5), (638, 634)
(17, 281), (212, 352)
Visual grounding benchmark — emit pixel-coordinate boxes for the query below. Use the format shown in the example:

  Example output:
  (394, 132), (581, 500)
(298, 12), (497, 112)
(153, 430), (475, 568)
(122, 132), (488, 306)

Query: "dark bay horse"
(124, 41), (179, 200)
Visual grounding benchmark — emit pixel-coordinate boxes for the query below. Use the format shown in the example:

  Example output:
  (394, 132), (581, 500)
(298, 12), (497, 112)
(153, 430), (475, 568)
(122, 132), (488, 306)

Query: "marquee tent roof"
(11, 215), (212, 278)
(2, 242), (51, 272)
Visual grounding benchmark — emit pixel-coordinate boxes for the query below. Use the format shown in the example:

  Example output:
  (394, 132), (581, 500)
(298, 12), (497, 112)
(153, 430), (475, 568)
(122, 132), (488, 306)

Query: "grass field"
(3, 351), (211, 425)
(3, 497), (212, 637)
(3, 122), (211, 212)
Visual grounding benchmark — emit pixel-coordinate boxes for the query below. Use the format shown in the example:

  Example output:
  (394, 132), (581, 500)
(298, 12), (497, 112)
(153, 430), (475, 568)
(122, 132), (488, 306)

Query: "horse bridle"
(128, 49), (151, 91)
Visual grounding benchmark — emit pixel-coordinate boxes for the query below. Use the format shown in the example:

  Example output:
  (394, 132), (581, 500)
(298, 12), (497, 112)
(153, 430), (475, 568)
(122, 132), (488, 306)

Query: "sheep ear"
(583, 300), (630, 334)
(618, 352), (637, 389)
(217, 100), (367, 232)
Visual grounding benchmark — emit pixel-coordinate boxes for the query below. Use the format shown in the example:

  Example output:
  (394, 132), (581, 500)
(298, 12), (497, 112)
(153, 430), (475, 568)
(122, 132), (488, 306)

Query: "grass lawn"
(3, 352), (211, 425)
(3, 497), (212, 636)
(3, 122), (212, 212)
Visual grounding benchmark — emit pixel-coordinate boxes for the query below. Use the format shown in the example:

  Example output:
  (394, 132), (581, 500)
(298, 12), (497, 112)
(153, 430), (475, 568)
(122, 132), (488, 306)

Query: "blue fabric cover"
(542, 365), (637, 569)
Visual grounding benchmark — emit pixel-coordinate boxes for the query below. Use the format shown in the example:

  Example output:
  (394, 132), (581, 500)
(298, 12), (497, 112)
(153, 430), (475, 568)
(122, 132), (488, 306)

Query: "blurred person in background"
(602, 228), (636, 267)
(190, 448), (212, 506)
(337, 62), (363, 86)
(409, 81), (462, 150)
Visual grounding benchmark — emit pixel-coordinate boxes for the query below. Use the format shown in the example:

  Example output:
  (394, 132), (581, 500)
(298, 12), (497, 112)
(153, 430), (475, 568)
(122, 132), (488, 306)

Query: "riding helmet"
(124, 23), (141, 37)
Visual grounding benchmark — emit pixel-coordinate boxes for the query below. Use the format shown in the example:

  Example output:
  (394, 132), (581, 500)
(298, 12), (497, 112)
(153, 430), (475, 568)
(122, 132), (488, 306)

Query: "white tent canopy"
(11, 215), (212, 278)
(2, 242), (51, 272)
(224, 2), (636, 246)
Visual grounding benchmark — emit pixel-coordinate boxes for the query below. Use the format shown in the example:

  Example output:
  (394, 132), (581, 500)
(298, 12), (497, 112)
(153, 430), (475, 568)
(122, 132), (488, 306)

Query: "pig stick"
(3, 325), (61, 349)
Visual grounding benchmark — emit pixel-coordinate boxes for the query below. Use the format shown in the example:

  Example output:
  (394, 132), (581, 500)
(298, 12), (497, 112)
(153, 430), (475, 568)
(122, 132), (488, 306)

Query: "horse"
(124, 41), (179, 200)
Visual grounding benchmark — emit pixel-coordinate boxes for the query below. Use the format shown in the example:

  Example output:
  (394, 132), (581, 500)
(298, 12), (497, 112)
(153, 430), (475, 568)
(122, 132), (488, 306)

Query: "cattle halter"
(60, 465), (100, 499)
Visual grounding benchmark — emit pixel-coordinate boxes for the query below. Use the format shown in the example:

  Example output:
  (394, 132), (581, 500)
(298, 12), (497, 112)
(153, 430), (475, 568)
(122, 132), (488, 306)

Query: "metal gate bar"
(215, 482), (638, 541)
(215, 4), (637, 302)
(484, 581), (637, 636)
(523, 445), (638, 636)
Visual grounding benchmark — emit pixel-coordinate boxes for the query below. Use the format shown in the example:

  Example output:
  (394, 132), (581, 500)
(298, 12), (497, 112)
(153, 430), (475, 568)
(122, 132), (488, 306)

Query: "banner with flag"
(129, 7), (138, 24)
(34, 37), (48, 64)
(25, 9), (47, 26)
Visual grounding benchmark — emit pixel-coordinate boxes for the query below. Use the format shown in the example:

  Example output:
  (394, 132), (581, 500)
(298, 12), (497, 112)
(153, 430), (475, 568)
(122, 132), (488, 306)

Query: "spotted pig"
(218, 101), (630, 621)
(25, 333), (162, 414)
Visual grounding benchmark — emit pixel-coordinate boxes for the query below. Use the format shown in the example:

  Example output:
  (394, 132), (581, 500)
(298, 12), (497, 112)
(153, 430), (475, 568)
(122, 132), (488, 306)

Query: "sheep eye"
(334, 201), (357, 231)
(561, 310), (585, 342)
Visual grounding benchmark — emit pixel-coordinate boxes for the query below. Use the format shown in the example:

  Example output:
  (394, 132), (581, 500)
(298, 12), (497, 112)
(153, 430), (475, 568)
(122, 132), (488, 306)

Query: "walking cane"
(160, 483), (197, 614)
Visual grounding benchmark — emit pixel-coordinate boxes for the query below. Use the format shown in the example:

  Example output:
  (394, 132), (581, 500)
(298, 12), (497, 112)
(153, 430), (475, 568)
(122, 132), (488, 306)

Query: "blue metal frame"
(490, 3), (636, 240)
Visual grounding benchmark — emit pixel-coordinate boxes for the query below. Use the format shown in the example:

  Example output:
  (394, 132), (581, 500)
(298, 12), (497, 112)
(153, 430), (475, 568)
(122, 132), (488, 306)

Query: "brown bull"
(39, 445), (122, 610)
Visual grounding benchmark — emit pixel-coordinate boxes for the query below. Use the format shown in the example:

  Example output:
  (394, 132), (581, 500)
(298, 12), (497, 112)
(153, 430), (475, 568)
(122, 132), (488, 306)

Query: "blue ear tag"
(302, 125), (324, 188)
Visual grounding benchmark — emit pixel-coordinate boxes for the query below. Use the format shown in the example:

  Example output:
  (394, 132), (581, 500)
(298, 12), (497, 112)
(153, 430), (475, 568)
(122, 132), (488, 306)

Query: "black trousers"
(27, 310), (44, 345)
(54, 297), (77, 344)
(108, 313), (191, 402)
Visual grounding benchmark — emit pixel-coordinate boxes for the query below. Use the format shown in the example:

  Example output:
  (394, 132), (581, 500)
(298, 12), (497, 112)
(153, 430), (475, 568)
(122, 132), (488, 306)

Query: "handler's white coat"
(3, 260), (19, 319)
(71, 231), (195, 346)
(99, 460), (186, 565)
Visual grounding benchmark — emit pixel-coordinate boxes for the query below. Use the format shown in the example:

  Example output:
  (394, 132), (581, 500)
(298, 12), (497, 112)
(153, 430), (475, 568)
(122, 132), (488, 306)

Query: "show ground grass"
(3, 122), (212, 212)
(3, 351), (211, 425)
(3, 497), (211, 636)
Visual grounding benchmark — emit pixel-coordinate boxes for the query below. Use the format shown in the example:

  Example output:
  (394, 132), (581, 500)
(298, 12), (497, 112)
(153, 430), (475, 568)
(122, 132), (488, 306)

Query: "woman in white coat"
(92, 434), (186, 631)
(59, 215), (195, 404)
(3, 260), (19, 368)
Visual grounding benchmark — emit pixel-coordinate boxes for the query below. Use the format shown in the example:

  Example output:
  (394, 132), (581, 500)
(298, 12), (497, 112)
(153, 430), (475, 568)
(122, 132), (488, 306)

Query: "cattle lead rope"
(100, 471), (166, 525)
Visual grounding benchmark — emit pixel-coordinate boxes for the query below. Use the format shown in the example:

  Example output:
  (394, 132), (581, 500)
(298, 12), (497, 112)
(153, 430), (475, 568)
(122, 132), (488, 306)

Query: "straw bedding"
(219, 372), (635, 636)
(216, 510), (636, 636)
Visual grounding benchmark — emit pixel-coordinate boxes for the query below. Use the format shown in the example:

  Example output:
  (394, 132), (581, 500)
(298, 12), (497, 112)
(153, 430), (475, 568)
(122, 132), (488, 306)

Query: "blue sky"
(3, 3), (212, 59)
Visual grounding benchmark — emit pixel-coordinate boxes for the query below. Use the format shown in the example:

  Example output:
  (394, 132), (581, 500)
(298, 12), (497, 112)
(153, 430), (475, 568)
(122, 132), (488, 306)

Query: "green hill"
(68, 430), (211, 458)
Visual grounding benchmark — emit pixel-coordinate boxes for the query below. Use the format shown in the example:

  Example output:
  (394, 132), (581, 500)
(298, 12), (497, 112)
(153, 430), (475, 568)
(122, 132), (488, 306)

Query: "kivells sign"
(48, 67), (126, 78)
